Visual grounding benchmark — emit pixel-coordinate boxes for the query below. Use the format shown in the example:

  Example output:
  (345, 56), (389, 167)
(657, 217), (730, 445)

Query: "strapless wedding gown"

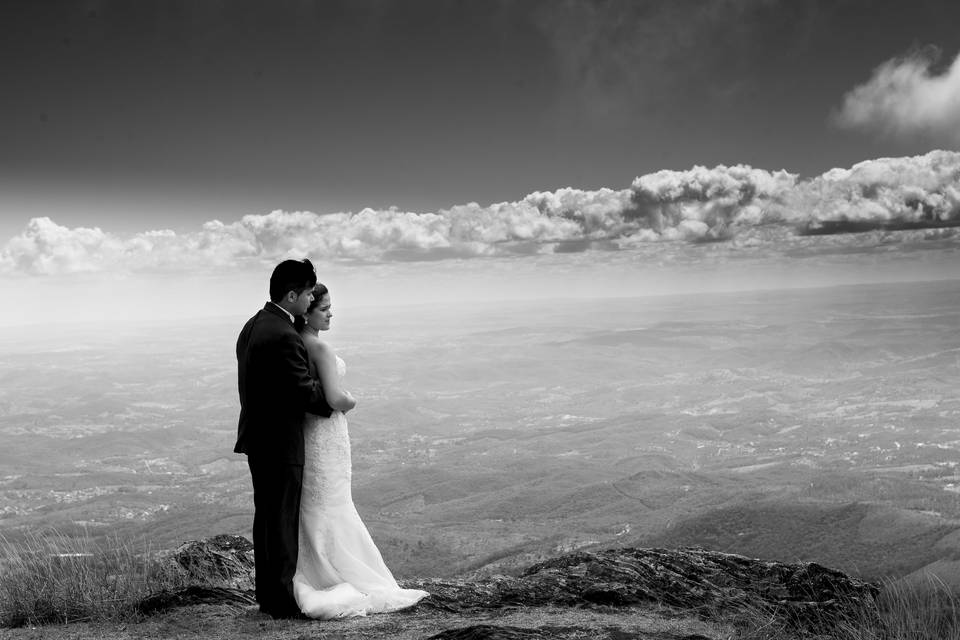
(293, 356), (428, 619)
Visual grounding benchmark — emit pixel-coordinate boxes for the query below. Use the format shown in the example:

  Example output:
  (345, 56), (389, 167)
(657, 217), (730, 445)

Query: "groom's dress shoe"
(273, 610), (311, 621)
(261, 606), (311, 620)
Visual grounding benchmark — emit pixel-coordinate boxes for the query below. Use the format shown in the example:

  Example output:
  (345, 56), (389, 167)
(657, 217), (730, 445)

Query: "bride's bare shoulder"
(300, 332), (333, 357)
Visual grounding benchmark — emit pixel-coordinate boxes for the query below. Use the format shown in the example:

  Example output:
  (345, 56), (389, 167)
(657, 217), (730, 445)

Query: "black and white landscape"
(3, 3), (960, 614)
(2, 277), (958, 585)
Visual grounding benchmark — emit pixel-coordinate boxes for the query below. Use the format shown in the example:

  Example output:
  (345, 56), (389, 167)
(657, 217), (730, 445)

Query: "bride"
(293, 283), (429, 619)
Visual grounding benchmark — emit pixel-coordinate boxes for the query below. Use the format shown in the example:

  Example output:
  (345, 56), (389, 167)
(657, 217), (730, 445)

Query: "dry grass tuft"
(830, 575), (960, 640)
(0, 529), (185, 627)
(716, 574), (960, 639)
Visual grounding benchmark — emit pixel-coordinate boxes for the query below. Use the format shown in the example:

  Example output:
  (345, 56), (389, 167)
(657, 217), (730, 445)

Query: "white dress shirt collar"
(269, 302), (296, 324)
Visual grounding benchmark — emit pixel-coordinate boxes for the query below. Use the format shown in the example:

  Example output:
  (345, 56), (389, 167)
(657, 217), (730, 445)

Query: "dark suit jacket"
(235, 303), (333, 465)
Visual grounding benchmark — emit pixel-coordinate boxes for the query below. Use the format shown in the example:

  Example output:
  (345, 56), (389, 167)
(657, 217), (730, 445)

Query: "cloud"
(790, 150), (960, 232)
(628, 164), (799, 243)
(0, 217), (125, 275)
(834, 48), (960, 145)
(2, 151), (959, 275)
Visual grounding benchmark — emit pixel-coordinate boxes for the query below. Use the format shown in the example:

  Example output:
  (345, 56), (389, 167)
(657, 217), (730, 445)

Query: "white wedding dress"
(293, 356), (428, 619)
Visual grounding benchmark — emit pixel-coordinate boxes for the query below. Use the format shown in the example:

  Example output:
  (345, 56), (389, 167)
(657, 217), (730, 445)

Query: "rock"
(405, 547), (878, 632)
(138, 585), (256, 616)
(166, 534), (255, 591)
(136, 535), (256, 615)
(143, 538), (877, 634)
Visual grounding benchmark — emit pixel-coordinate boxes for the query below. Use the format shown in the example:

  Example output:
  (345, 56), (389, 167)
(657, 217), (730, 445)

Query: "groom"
(235, 258), (333, 619)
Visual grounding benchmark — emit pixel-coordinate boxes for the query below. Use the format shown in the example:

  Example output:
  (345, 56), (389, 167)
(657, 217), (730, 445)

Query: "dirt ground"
(0, 603), (729, 640)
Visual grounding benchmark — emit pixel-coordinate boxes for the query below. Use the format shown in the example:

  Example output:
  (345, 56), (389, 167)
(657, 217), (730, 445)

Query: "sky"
(1, 0), (959, 326)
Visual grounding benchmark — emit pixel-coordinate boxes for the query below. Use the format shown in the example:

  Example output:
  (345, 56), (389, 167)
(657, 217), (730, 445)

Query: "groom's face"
(290, 287), (315, 316)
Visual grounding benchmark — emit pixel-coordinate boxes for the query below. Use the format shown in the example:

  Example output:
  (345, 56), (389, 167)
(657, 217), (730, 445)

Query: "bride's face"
(307, 294), (332, 331)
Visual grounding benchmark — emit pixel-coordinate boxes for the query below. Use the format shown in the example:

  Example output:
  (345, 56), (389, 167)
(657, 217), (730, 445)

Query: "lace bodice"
(301, 354), (350, 508)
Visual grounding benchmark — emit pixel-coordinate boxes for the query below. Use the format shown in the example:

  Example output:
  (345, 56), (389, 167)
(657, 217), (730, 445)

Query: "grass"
(832, 575), (960, 640)
(717, 574), (960, 639)
(0, 529), (186, 627)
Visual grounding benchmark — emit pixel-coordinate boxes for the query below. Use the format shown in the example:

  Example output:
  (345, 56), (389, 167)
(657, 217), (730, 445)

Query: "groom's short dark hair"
(269, 259), (317, 302)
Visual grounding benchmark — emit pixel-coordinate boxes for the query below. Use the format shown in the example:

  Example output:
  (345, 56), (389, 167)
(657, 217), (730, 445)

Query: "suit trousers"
(247, 457), (303, 615)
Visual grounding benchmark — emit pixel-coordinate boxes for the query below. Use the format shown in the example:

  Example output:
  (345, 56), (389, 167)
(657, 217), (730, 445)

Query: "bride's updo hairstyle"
(296, 282), (329, 332)
(305, 283), (329, 314)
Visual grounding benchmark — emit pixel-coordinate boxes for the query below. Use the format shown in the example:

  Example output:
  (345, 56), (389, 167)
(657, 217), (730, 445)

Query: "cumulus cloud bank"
(628, 164), (798, 244)
(794, 150), (960, 231)
(2, 151), (959, 275)
(834, 48), (960, 145)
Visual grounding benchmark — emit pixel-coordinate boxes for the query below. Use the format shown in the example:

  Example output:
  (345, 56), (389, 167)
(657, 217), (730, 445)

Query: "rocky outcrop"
(164, 533), (255, 591)
(138, 585), (256, 616)
(408, 546), (877, 633)
(137, 534), (256, 615)
(143, 536), (878, 637)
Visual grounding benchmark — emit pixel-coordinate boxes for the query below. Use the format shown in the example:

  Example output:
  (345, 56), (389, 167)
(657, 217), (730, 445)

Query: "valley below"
(2, 278), (959, 587)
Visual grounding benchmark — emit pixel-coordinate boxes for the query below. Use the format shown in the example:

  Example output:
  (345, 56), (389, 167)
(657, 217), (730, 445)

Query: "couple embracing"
(235, 259), (428, 620)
